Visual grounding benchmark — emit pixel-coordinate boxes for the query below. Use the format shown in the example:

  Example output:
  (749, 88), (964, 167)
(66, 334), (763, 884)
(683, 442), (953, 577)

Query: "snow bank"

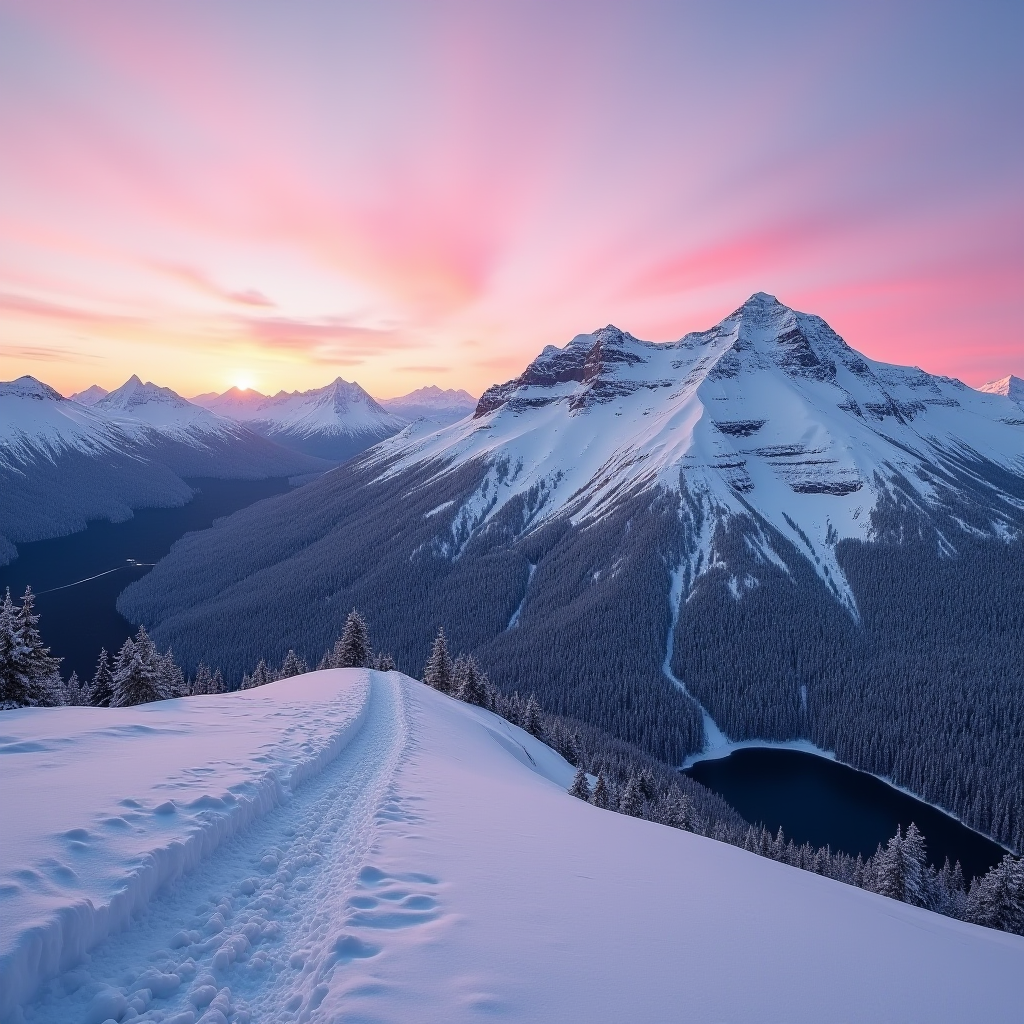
(0, 671), (369, 1020)
(322, 678), (1023, 1023)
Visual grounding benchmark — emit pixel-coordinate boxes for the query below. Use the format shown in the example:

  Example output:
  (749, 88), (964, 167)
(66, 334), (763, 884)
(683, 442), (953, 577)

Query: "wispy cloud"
(151, 262), (275, 308)
(0, 343), (104, 363)
(0, 291), (146, 329)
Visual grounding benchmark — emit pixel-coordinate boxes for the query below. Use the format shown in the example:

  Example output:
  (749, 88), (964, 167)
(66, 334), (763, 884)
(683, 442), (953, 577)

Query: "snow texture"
(3, 669), (1021, 1023)
(0, 674), (370, 1020)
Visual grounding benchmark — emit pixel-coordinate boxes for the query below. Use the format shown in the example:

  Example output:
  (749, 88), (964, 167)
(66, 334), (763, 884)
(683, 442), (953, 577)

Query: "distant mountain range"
(0, 375), (330, 564)
(378, 385), (476, 424)
(190, 381), (475, 460)
(2, 374), (478, 564)
(190, 378), (404, 462)
(119, 294), (1024, 854)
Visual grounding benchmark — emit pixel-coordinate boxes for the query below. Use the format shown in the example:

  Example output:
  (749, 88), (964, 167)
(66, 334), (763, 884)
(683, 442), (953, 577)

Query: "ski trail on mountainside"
(22, 674), (407, 1024)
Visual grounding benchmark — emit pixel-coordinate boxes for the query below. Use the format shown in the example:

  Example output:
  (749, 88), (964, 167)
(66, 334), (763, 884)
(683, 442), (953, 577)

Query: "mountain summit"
(370, 292), (1023, 609)
(979, 373), (1024, 406)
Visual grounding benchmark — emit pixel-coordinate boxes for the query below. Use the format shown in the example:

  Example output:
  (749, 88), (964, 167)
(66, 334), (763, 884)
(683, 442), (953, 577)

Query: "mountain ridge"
(0, 374), (330, 564)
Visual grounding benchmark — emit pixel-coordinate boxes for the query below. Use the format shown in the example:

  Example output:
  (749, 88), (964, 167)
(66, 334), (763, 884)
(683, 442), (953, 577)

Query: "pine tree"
(619, 774), (644, 817)
(568, 764), (592, 801)
(901, 823), (930, 907)
(192, 662), (214, 695)
(210, 668), (225, 694)
(966, 855), (1024, 935)
(874, 824), (929, 906)
(159, 648), (186, 698)
(0, 589), (20, 708)
(111, 627), (167, 707)
(280, 649), (306, 678)
(373, 652), (396, 672)
(661, 787), (692, 830)
(89, 649), (114, 707)
(522, 694), (543, 738)
(0, 587), (62, 706)
(592, 771), (612, 810)
(335, 610), (372, 669)
(241, 658), (274, 688)
(60, 671), (85, 706)
(453, 655), (486, 706)
(423, 627), (453, 693)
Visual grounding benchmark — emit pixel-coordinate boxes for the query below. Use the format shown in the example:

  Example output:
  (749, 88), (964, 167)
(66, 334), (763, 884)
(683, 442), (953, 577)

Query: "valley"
(0, 477), (294, 683)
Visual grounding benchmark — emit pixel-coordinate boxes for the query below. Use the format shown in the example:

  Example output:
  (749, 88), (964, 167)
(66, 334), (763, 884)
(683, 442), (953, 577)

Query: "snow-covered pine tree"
(159, 648), (186, 698)
(373, 652), (396, 672)
(638, 770), (656, 802)
(0, 589), (18, 708)
(592, 771), (611, 810)
(619, 773), (644, 817)
(280, 649), (306, 678)
(242, 657), (272, 688)
(873, 824), (929, 906)
(568, 764), (592, 801)
(935, 858), (967, 919)
(900, 823), (930, 908)
(461, 659), (485, 705)
(89, 648), (114, 707)
(660, 786), (692, 830)
(210, 668), (225, 694)
(522, 694), (543, 738)
(966, 855), (1024, 935)
(423, 627), (453, 693)
(60, 671), (86, 706)
(1, 587), (63, 706)
(111, 627), (167, 706)
(192, 662), (214, 695)
(335, 610), (372, 669)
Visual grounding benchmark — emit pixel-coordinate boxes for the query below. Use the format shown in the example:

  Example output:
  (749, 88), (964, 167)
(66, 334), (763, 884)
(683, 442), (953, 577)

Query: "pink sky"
(1, 1), (1021, 399)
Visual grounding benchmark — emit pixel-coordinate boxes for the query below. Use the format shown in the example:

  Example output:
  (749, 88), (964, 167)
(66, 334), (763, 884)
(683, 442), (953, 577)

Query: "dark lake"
(0, 477), (293, 683)
(685, 746), (1007, 882)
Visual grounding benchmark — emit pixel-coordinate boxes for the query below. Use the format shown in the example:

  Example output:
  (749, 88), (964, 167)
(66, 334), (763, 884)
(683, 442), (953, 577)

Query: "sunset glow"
(1, 1), (1021, 398)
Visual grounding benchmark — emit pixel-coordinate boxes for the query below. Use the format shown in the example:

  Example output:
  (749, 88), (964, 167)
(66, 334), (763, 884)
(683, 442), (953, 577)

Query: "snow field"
(0, 672), (373, 1020)
(322, 678), (1023, 1023)
(4, 669), (1022, 1022)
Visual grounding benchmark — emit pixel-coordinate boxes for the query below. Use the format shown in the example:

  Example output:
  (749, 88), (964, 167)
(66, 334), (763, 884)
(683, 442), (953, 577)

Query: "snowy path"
(19, 673), (406, 1024)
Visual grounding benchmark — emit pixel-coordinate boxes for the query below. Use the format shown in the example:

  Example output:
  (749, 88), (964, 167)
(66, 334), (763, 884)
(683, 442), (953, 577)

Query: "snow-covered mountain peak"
(368, 296), (1024, 611)
(980, 374), (1024, 406)
(0, 375), (66, 402)
(95, 377), (236, 439)
(188, 377), (404, 459)
(99, 376), (191, 412)
(69, 384), (109, 406)
(380, 386), (477, 427)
